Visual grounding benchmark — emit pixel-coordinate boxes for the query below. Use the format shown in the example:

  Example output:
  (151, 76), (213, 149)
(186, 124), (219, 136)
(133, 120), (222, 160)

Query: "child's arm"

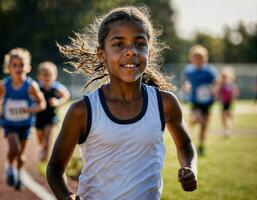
(213, 81), (222, 100)
(233, 84), (240, 99)
(49, 84), (71, 107)
(0, 82), (5, 115)
(47, 99), (87, 200)
(0, 81), (5, 98)
(161, 91), (197, 191)
(27, 81), (46, 113)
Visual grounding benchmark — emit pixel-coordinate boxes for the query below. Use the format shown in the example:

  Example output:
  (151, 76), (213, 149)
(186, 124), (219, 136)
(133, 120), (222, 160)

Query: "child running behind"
(47, 6), (198, 200)
(0, 48), (46, 190)
(35, 61), (70, 163)
(216, 66), (239, 137)
(181, 45), (219, 156)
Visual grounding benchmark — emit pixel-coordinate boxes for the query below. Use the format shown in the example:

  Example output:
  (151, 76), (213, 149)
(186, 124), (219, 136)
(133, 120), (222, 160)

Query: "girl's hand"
(65, 194), (82, 200)
(21, 107), (31, 113)
(178, 167), (197, 191)
(48, 97), (59, 107)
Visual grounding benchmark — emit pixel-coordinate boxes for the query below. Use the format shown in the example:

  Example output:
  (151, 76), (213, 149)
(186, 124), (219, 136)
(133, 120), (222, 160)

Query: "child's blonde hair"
(58, 6), (174, 91)
(3, 48), (31, 74)
(221, 66), (236, 82)
(189, 45), (209, 63)
(38, 61), (58, 80)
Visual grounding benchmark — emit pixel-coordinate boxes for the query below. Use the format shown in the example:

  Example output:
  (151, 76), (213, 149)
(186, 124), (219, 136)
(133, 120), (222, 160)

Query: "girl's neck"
(104, 81), (142, 102)
(42, 82), (53, 90)
(11, 75), (26, 87)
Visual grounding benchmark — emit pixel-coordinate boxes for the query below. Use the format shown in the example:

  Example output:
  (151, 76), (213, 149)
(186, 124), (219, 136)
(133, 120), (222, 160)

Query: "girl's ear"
(26, 65), (32, 73)
(97, 48), (106, 63)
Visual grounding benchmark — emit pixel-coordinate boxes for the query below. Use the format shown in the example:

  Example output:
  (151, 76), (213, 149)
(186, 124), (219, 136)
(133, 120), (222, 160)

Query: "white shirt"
(77, 85), (166, 200)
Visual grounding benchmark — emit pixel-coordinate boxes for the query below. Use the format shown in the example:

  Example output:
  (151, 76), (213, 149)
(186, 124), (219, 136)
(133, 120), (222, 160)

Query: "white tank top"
(77, 84), (166, 200)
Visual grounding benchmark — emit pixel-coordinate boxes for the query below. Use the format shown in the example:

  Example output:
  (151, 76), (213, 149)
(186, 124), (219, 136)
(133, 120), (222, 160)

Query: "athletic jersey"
(2, 76), (34, 127)
(35, 81), (65, 121)
(218, 82), (234, 103)
(77, 84), (166, 200)
(181, 64), (218, 105)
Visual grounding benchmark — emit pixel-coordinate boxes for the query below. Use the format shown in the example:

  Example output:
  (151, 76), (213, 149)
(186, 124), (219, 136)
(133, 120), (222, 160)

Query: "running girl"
(0, 48), (46, 190)
(47, 6), (197, 200)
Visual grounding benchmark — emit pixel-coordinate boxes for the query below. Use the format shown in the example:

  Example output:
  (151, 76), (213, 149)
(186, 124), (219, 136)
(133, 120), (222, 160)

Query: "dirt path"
(0, 129), (51, 200)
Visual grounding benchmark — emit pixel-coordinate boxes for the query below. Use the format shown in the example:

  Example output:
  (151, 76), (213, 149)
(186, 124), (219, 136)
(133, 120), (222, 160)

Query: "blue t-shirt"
(2, 76), (35, 127)
(181, 64), (218, 105)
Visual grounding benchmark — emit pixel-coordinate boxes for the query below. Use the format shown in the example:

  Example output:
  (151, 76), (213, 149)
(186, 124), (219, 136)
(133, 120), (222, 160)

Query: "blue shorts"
(3, 126), (31, 140)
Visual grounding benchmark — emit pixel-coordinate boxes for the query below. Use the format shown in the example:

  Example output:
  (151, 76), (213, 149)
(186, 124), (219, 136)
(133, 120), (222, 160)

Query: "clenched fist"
(178, 167), (197, 191)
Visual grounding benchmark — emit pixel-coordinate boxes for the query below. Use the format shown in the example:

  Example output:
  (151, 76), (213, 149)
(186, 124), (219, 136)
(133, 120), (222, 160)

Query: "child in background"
(35, 61), (70, 163)
(217, 66), (239, 137)
(181, 45), (219, 156)
(0, 48), (46, 190)
(47, 6), (197, 200)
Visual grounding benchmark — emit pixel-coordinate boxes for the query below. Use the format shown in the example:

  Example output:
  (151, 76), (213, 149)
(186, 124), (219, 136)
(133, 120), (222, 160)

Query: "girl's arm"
(47, 99), (87, 200)
(161, 91), (197, 191)
(28, 81), (46, 113)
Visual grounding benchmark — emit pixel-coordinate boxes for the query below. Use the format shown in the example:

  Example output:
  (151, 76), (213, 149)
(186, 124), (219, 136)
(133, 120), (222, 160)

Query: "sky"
(171, 0), (257, 39)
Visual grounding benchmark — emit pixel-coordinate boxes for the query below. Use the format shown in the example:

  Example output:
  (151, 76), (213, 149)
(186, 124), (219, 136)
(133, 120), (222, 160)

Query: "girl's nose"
(125, 45), (137, 57)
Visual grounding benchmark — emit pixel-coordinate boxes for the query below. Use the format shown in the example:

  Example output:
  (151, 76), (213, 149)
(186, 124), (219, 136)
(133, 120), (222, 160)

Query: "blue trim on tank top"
(78, 96), (92, 144)
(98, 84), (148, 124)
(155, 88), (165, 131)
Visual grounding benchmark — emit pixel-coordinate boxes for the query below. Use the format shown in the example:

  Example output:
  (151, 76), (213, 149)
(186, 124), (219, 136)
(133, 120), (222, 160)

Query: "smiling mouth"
(121, 64), (139, 69)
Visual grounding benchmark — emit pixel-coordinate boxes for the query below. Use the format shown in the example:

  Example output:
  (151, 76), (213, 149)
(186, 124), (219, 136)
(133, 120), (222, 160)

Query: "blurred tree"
(223, 22), (257, 63)
(0, 0), (178, 77)
(188, 21), (257, 63)
(1, 0), (255, 78)
(0, 0), (91, 73)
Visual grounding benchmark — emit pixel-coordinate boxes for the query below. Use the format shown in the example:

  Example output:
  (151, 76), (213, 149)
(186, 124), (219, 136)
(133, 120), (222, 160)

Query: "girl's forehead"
(39, 68), (55, 75)
(10, 56), (23, 63)
(106, 20), (148, 40)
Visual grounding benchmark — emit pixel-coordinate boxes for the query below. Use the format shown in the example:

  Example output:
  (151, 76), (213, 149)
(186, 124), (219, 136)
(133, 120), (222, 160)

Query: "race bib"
(4, 99), (29, 121)
(196, 84), (212, 103)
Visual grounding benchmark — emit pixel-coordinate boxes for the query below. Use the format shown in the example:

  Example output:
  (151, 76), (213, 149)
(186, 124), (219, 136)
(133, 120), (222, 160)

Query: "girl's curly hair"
(58, 6), (174, 90)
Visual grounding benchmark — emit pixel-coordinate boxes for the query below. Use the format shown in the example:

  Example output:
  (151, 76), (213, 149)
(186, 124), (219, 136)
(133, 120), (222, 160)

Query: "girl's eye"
(11, 63), (24, 67)
(136, 41), (147, 48)
(113, 43), (123, 48)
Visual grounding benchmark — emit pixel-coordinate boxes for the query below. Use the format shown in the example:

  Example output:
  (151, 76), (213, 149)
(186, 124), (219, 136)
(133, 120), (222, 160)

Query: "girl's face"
(8, 56), (28, 79)
(38, 69), (56, 87)
(99, 20), (150, 84)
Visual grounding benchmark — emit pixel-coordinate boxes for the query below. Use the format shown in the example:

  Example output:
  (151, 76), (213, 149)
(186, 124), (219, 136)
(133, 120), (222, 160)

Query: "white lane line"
(21, 170), (56, 200)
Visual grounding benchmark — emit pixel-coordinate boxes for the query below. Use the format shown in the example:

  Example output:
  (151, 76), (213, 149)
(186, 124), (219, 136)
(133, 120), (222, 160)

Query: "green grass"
(161, 134), (257, 200)
(58, 100), (257, 200)
(161, 101), (257, 200)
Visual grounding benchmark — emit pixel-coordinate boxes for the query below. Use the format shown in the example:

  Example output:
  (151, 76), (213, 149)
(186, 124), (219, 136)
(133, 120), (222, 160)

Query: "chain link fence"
(56, 63), (257, 100)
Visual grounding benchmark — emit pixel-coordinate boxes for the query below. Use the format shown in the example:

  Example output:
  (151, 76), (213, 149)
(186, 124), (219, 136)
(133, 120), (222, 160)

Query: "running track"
(0, 128), (77, 200)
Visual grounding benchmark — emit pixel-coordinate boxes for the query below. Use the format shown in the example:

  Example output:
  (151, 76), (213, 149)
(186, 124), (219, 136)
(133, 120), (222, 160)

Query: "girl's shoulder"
(1, 76), (11, 85)
(158, 90), (183, 123)
(52, 81), (67, 90)
(26, 76), (39, 88)
(69, 98), (88, 114)
(159, 90), (178, 106)
(159, 90), (181, 112)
